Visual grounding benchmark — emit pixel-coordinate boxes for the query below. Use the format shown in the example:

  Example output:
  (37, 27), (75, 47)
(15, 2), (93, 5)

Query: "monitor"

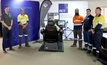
(58, 20), (65, 26)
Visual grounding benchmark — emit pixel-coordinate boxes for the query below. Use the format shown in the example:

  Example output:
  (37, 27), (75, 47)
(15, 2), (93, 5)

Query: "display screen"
(58, 20), (65, 26)
(48, 13), (59, 20)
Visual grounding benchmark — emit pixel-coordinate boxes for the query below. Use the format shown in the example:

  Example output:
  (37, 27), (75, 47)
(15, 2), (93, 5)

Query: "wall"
(1, 0), (107, 17)
(39, 0), (107, 16)
(88, 0), (107, 15)
(40, 1), (88, 40)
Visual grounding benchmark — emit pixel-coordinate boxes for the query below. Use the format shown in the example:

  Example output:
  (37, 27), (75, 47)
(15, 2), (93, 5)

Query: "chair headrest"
(47, 21), (55, 26)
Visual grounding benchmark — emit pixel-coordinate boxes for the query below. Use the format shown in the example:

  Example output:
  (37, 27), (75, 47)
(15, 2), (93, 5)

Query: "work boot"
(9, 48), (15, 51)
(71, 45), (76, 47)
(25, 43), (31, 47)
(18, 46), (22, 49)
(78, 47), (82, 50)
(3, 50), (7, 54)
(87, 50), (91, 54)
(82, 48), (87, 50)
(18, 44), (22, 49)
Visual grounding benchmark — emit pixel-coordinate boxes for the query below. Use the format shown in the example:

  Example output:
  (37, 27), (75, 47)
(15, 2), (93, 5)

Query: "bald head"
(20, 8), (25, 15)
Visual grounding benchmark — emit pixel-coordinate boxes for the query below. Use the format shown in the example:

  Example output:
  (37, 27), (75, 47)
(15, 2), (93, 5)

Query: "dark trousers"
(59, 32), (63, 42)
(84, 31), (92, 50)
(58, 29), (63, 42)
(2, 27), (12, 51)
(19, 25), (28, 46)
(93, 30), (103, 57)
(73, 30), (82, 47)
(0, 23), (2, 36)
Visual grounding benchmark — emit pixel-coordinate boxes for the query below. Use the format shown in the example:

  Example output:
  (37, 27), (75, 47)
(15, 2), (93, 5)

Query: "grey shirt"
(1, 13), (12, 27)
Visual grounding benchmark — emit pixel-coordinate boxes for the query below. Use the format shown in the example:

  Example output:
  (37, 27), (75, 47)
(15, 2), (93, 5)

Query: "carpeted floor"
(0, 38), (102, 65)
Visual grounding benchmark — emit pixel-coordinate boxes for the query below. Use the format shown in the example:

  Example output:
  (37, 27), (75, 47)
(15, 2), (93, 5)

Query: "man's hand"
(22, 25), (26, 29)
(60, 30), (63, 32)
(88, 29), (95, 34)
(91, 30), (95, 34)
(19, 23), (24, 27)
(22, 24), (28, 29)
(7, 26), (12, 30)
(88, 29), (92, 32)
(82, 30), (84, 33)
(23, 23), (28, 29)
(90, 29), (95, 34)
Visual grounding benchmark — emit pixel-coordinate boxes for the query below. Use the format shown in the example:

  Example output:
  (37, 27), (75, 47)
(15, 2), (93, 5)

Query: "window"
(101, 7), (107, 28)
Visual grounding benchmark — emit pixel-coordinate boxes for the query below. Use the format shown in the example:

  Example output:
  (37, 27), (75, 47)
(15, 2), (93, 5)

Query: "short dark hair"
(96, 7), (101, 11)
(86, 8), (91, 12)
(4, 6), (9, 9)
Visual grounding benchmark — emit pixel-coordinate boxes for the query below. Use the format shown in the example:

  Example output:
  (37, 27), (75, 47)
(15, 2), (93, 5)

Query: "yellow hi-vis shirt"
(17, 14), (29, 24)
(93, 15), (105, 29)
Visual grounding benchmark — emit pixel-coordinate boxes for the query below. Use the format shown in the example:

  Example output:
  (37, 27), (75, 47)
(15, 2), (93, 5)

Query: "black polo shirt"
(1, 13), (12, 27)
(83, 15), (94, 31)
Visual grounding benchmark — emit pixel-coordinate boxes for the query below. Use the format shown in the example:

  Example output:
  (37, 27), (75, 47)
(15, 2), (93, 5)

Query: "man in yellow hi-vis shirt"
(17, 8), (30, 49)
(90, 7), (105, 58)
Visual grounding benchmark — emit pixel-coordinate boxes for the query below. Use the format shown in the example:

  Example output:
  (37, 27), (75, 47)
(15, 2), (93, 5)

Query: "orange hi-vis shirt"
(73, 15), (84, 26)
(73, 15), (84, 30)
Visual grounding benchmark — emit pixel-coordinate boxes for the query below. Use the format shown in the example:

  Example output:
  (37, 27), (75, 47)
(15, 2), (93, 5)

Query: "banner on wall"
(1, 0), (40, 47)
(59, 4), (68, 13)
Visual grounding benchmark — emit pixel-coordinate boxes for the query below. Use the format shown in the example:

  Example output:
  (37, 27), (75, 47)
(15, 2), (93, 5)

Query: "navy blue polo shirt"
(83, 15), (94, 31)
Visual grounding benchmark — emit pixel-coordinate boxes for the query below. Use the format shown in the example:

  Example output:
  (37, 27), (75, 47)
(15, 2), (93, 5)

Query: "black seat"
(43, 21), (58, 43)
(100, 37), (107, 57)
(99, 37), (107, 65)
(41, 21), (59, 51)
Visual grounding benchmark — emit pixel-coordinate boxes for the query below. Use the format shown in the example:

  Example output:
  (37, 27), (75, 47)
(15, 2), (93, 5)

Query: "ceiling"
(39, 0), (105, 2)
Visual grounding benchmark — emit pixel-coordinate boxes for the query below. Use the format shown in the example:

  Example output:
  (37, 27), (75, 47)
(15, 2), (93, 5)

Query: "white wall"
(40, 1), (88, 40)
(88, 1), (107, 16)
(39, 0), (107, 17)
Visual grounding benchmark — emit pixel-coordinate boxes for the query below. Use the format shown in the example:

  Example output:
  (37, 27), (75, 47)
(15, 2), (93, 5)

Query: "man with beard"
(71, 8), (84, 50)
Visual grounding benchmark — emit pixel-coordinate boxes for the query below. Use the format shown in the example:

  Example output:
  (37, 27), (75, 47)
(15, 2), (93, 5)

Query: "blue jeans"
(84, 31), (92, 50)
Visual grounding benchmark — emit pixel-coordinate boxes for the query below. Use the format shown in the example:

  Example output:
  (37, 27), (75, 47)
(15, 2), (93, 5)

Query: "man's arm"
(90, 16), (94, 29)
(17, 15), (23, 26)
(11, 20), (13, 26)
(88, 16), (94, 32)
(19, 22), (23, 26)
(94, 16), (104, 32)
(25, 15), (29, 26)
(1, 21), (9, 28)
(1, 14), (9, 28)
(81, 16), (84, 24)
(23, 15), (29, 29)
